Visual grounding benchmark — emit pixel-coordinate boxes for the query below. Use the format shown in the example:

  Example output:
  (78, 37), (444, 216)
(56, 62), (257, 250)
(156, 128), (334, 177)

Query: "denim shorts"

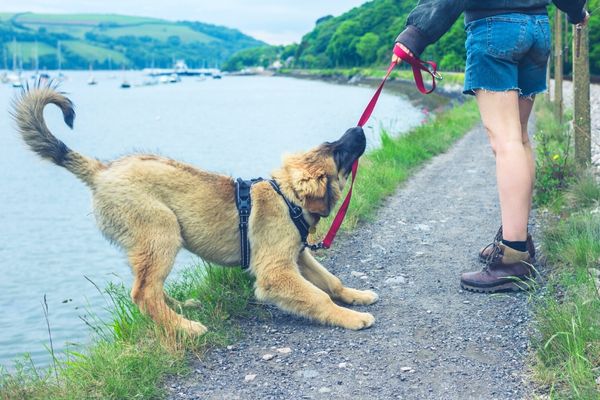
(463, 13), (551, 97)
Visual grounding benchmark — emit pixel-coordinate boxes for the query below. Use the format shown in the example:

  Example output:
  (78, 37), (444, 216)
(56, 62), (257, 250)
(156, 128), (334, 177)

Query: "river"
(0, 70), (424, 368)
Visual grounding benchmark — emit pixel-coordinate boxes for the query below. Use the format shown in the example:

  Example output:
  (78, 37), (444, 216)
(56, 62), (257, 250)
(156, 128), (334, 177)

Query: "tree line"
(224, 0), (600, 76)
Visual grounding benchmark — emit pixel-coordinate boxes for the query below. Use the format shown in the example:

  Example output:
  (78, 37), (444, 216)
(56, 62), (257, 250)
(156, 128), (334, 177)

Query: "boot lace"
(483, 242), (503, 271)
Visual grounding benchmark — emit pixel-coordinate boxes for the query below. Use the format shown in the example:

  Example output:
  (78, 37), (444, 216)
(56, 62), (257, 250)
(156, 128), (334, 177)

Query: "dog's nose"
(340, 126), (366, 156)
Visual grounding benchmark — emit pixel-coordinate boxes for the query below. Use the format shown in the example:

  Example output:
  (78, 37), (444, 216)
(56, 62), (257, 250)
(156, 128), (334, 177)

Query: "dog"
(12, 86), (378, 336)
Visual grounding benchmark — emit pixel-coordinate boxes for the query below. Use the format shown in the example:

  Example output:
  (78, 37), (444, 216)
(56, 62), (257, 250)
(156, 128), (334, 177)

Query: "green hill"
(0, 12), (265, 69)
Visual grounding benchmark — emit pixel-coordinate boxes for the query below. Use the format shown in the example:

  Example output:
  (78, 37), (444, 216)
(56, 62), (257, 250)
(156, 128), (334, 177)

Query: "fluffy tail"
(11, 85), (104, 186)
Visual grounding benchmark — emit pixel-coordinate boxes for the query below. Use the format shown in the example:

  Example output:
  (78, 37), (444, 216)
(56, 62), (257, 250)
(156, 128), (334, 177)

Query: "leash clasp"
(425, 63), (443, 81)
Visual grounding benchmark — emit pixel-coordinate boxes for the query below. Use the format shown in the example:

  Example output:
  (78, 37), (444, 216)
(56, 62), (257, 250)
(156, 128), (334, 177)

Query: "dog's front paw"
(339, 288), (379, 305)
(337, 310), (375, 330)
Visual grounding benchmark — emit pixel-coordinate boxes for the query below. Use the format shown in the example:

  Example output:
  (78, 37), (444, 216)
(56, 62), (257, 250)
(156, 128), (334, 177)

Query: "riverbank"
(279, 67), (465, 100)
(0, 76), (479, 399)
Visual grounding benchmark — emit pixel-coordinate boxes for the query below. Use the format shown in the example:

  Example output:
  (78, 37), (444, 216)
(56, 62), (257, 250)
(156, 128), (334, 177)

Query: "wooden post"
(573, 23), (591, 168)
(554, 10), (563, 121)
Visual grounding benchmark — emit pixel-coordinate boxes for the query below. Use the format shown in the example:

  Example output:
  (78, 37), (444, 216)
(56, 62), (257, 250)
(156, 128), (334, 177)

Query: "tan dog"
(12, 86), (378, 336)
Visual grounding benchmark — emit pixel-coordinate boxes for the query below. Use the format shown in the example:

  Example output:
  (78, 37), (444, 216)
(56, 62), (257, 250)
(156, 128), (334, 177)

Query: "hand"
(392, 43), (413, 65)
(578, 10), (590, 27)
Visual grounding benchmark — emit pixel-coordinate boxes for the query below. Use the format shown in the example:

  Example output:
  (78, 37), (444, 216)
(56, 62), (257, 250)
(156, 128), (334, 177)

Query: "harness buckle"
(306, 241), (325, 251)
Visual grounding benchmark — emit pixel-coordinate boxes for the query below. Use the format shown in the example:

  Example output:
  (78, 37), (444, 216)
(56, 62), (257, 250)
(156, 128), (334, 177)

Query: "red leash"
(317, 44), (441, 249)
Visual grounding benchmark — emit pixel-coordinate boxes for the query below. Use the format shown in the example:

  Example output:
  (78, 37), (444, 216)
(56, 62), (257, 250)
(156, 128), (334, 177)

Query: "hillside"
(225, 0), (600, 76)
(0, 12), (265, 69)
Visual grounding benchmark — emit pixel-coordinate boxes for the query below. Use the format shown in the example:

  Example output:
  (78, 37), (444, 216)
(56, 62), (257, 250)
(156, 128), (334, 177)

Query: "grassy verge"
(0, 99), (480, 399)
(0, 266), (255, 399)
(531, 100), (600, 398)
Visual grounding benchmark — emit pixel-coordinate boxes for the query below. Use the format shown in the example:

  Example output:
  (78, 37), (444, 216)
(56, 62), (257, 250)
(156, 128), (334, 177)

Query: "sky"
(2, 1), (370, 45)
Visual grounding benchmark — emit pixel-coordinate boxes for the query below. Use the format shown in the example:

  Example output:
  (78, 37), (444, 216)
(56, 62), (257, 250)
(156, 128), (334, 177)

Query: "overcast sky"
(3, 1), (371, 45)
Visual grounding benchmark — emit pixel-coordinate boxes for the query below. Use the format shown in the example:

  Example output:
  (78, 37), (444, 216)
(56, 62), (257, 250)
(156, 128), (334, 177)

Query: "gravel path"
(551, 81), (600, 169)
(166, 125), (533, 399)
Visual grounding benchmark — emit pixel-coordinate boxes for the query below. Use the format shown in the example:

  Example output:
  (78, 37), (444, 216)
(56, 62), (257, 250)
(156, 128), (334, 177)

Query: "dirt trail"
(167, 125), (533, 400)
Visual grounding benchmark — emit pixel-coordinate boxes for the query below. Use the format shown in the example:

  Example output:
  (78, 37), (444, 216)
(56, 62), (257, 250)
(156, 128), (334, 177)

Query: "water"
(0, 71), (423, 368)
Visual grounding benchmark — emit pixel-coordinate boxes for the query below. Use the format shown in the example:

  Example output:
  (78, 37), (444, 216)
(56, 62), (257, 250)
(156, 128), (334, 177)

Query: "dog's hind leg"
(127, 210), (207, 336)
(298, 249), (378, 306)
(254, 262), (375, 330)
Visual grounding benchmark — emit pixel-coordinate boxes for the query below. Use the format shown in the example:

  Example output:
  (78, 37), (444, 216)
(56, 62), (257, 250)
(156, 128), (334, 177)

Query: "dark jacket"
(396, 0), (587, 56)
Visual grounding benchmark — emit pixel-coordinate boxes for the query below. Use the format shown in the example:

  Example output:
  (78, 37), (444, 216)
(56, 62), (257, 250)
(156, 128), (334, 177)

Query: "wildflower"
(552, 154), (560, 161)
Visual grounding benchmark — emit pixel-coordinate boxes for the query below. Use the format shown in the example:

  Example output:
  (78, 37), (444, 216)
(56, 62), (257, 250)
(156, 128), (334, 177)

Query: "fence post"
(554, 10), (563, 121)
(573, 23), (591, 168)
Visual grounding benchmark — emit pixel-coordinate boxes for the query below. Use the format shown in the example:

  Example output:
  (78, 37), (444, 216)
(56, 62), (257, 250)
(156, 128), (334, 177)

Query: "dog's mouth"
(332, 127), (366, 176)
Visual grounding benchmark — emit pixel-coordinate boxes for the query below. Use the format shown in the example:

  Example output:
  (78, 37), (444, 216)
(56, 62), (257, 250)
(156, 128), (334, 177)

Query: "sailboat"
(8, 38), (22, 88)
(87, 64), (98, 85)
(56, 41), (66, 81)
(120, 66), (131, 88)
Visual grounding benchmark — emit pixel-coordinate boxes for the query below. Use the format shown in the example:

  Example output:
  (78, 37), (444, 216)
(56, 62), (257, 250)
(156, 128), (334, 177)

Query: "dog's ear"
(291, 167), (331, 217)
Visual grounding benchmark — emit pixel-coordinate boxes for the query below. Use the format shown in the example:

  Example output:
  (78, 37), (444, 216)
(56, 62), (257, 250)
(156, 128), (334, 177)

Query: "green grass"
(0, 264), (255, 399)
(98, 23), (214, 43)
(531, 99), (600, 399)
(61, 41), (129, 65)
(0, 99), (480, 399)
(13, 12), (162, 25)
(2, 41), (56, 60)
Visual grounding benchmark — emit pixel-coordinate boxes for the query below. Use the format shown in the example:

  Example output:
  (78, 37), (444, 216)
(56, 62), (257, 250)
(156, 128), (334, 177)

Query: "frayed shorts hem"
(463, 87), (547, 99)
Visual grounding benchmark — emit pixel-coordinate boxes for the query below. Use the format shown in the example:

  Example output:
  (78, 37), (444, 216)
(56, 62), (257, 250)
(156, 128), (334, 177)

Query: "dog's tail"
(11, 84), (105, 186)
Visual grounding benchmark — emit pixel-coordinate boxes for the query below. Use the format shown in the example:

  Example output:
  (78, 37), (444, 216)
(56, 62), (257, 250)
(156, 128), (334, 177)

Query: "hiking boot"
(478, 226), (535, 263)
(461, 243), (535, 293)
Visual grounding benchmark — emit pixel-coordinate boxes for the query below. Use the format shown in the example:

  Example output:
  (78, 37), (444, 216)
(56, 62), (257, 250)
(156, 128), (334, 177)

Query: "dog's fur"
(12, 86), (378, 335)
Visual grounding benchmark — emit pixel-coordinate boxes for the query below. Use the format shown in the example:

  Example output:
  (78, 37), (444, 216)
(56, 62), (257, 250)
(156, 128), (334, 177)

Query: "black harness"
(235, 178), (314, 269)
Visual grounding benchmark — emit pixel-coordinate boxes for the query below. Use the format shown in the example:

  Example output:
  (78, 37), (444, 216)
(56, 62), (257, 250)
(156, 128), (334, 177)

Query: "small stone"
(245, 374), (256, 382)
(463, 300), (470, 304)
(351, 271), (365, 277)
(277, 347), (292, 354)
(227, 345), (234, 350)
(318, 387), (332, 394)
(426, 310), (432, 314)
(262, 353), (276, 361)
(302, 369), (319, 379)
(338, 362), (348, 368)
(385, 276), (406, 285)
(400, 367), (413, 372)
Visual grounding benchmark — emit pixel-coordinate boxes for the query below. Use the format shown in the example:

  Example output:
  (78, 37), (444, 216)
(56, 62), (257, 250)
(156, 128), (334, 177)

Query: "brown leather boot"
(462, 243), (535, 293)
(478, 226), (535, 263)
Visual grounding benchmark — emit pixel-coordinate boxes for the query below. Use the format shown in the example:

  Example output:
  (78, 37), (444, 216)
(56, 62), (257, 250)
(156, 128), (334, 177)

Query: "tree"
(356, 32), (380, 64)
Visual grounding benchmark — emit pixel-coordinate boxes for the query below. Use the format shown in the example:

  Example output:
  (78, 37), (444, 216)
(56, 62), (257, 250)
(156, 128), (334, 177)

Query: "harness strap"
(235, 178), (265, 269)
(236, 178), (313, 269)
(268, 180), (311, 244)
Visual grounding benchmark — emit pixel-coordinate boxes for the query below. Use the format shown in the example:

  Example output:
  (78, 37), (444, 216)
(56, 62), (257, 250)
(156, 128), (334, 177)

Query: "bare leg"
(519, 96), (536, 214)
(254, 262), (375, 330)
(298, 249), (378, 305)
(476, 90), (530, 242)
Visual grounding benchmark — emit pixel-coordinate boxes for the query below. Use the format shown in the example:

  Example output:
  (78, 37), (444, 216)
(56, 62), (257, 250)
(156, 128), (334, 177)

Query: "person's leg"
(519, 96), (536, 214)
(476, 90), (530, 242)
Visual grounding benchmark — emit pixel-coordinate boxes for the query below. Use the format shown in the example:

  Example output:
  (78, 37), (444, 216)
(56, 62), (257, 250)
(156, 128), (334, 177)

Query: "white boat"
(88, 76), (98, 85)
(7, 73), (22, 88)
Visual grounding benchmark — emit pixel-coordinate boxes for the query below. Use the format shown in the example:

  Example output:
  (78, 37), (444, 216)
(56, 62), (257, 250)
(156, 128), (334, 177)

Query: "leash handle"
(393, 44), (441, 95)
